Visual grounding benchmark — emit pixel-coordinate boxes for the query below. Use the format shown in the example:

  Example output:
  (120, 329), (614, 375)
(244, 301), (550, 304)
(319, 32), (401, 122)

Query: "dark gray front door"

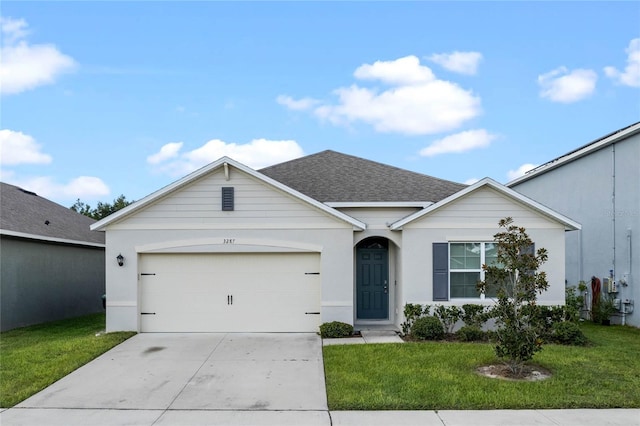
(356, 247), (389, 319)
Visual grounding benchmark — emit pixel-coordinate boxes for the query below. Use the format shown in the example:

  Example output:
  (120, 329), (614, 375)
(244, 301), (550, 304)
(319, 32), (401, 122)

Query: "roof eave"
(390, 178), (581, 231)
(507, 121), (640, 187)
(0, 229), (106, 248)
(326, 201), (433, 208)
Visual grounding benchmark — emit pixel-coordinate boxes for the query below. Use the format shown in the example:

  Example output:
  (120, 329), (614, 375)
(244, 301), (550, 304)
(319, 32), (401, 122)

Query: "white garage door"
(139, 252), (321, 332)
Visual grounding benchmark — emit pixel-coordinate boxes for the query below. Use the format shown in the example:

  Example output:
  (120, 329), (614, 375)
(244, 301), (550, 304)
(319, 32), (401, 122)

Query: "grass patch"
(0, 313), (135, 407)
(323, 323), (640, 410)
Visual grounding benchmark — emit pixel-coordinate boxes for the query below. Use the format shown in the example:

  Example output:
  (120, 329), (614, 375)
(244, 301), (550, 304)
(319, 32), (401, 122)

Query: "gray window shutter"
(222, 187), (234, 211)
(433, 243), (449, 301)
(522, 243), (535, 275)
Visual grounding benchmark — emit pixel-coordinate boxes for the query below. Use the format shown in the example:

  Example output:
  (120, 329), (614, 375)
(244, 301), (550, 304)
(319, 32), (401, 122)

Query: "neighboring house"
(0, 182), (106, 331)
(509, 122), (640, 327)
(91, 150), (580, 333)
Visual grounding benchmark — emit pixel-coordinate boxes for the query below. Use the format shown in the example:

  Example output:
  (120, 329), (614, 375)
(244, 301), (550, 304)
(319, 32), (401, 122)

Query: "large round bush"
(551, 321), (588, 346)
(410, 315), (445, 340)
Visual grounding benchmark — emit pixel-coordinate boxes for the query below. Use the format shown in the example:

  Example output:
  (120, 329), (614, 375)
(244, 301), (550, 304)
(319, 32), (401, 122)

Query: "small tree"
(478, 217), (549, 376)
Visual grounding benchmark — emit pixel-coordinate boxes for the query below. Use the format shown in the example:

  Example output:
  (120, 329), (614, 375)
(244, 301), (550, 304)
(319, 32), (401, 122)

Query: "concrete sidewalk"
(323, 329), (404, 345)
(2, 408), (638, 425)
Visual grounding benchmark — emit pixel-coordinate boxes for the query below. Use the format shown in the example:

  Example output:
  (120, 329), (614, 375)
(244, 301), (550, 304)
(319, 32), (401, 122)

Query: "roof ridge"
(259, 150), (466, 203)
(260, 149), (465, 186)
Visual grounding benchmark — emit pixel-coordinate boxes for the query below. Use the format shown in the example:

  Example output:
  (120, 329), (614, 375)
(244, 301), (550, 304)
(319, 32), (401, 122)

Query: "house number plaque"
(223, 238), (235, 244)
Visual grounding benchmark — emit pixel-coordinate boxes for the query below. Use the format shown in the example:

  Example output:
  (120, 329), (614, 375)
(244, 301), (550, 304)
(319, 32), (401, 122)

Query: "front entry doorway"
(356, 237), (389, 320)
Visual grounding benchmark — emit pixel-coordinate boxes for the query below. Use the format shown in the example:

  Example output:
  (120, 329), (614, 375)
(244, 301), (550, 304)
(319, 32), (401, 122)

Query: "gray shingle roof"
(0, 182), (104, 245)
(260, 150), (466, 203)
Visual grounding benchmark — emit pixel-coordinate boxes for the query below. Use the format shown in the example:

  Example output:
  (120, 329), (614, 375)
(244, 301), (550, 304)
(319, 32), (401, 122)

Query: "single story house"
(1, 182), (106, 331)
(91, 151), (580, 333)
(509, 122), (639, 327)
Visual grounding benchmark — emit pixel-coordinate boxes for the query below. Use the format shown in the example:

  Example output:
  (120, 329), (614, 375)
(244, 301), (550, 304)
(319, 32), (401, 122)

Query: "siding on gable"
(111, 167), (350, 229)
(405, 187), (564, 230)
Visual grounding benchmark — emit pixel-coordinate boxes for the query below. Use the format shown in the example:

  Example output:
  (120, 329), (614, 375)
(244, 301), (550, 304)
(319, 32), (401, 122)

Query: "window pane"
(450, 243), (480, 269)
(451, 272), (481, 298)
(485, 243), (498, 266)
(464, 243), (481, 269)
(450, 243), (465, 269)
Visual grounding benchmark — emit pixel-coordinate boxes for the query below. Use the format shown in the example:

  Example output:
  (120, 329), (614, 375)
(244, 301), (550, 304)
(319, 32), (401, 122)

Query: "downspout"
(612, 144), (616, 284)
(579, 228), (583, 290)
(622, 228), (631, 325)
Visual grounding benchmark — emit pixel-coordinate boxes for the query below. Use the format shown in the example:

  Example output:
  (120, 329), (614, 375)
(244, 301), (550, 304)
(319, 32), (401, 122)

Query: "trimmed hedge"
(456, 325), (486, 342)
(320, 321), (354, 338)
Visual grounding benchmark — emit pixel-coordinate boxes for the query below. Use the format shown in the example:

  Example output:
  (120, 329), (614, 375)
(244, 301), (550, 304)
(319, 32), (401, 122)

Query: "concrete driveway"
(4, 333), (329, 425)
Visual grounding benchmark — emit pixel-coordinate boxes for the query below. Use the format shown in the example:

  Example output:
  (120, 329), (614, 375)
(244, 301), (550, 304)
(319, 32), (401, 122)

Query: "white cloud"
(419, 129), (497, 157)
(281, 55), (481, 135)
(146, 142), (183, 164)
(5, 175), (110, 201)
(1, 128), (109, 203)
(0, 16), (76, 95)
(604, 38), (640, 88)
(537, 67), (597, 103)
(0, 129), (52, 165)
(507, 163), (538, 181)
(0, 16), (28, 44)
(353, 55), (435, 85)
(276, 95), (320, 111)
(428, 51), (483, 75)
(148, 138), (305, 176)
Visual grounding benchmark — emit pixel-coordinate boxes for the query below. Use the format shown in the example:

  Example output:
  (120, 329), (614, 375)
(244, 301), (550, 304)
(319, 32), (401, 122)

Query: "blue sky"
(1, 2), (639, 207)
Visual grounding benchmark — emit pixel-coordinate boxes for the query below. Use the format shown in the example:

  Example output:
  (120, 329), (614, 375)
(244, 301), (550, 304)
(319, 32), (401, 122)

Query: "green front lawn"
(0, 313), (135, 407)
(323, 323), (640, 410)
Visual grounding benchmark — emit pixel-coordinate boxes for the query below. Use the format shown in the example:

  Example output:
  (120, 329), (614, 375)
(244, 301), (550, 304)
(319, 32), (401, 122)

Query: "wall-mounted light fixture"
(116, 253), (124, 267)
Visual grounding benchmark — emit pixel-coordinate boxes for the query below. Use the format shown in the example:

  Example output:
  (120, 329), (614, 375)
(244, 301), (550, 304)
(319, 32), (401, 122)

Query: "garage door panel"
(140, 253), (321, 332)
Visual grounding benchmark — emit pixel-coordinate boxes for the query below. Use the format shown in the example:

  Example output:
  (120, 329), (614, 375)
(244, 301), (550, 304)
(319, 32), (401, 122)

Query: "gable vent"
(222, 187), (234, 211)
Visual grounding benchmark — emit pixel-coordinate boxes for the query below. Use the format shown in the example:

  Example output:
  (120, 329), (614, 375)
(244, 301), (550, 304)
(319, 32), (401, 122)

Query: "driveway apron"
(16, 333), (327, 411)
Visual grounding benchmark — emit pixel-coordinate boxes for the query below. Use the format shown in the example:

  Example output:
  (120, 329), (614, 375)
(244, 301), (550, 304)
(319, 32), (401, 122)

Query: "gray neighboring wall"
(260, 150), (466, 203)
(508, 122), (640, 327)
(1, 182), (106, 331)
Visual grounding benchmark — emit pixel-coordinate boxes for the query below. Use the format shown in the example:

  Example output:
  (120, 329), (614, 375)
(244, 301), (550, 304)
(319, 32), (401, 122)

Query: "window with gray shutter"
(222, 187), (234, 211)
(433, 242), (449, 301)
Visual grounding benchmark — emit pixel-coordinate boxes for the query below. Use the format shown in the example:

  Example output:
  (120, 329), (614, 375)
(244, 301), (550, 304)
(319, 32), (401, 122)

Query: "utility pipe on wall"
(611, 144), (616, 283)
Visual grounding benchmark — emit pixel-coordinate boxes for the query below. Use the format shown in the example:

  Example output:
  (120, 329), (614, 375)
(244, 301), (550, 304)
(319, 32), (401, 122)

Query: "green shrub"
(461, 304), (487, 327)
(456, 325), (486, 342)
(401, 304), (431, 336)
(551, 321), (588, 346)
(401, 303), (423, 336)
(528, 305), (564, 341)
(319, 321), (354, 338)
(433, 305), (461, 334)
(410, 316), (444, 341)
(565, 286), (583, 322)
